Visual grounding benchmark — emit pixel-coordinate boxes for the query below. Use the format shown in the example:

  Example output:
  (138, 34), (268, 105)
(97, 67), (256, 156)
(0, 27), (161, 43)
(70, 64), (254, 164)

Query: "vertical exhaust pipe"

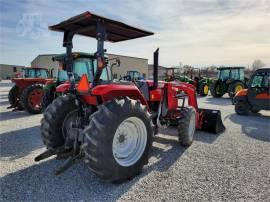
(152, 48), (159, 90)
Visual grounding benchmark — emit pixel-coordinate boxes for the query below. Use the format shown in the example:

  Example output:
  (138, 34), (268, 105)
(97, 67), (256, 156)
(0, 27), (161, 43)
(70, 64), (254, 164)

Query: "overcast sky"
(0, 0), (269, 67)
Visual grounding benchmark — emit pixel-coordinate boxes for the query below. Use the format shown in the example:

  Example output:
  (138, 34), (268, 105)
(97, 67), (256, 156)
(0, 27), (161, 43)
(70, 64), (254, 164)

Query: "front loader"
(36, 11), (225, 183)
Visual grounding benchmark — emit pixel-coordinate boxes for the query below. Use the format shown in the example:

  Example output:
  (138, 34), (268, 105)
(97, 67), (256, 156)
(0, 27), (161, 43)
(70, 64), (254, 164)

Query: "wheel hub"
(204, 85), (209, 94)
(62, 109), (81, 140)
(112, 117), (147, 167)
(28, 88), (43, 110)
(235, 85), (243, 92)
(118, 134), (126, 143)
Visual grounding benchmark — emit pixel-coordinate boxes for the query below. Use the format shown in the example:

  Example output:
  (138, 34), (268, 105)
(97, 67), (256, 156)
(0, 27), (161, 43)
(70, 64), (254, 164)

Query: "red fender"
(90, 83), (148, 106)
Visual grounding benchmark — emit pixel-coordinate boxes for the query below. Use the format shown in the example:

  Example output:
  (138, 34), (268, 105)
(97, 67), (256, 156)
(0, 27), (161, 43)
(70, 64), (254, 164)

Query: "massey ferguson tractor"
(35, 11), (225, 183)
(8, 67), (53, 114)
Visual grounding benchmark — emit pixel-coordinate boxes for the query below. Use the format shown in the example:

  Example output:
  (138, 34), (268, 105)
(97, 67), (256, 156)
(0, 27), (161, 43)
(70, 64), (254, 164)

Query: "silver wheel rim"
(188, 112), (196, 139)
(62, 109), (79, 139)
(112, 117), (147, 167)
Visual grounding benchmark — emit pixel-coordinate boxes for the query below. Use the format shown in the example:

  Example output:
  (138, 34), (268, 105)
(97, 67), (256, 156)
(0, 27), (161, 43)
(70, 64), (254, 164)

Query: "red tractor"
(8, 67), (53, 114)
(35, 11), (225, 182)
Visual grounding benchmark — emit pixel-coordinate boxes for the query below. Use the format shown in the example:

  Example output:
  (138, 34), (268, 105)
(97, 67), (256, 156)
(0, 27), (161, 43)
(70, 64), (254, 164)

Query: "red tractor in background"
(35, 11), (225, 183)
(8, 67), (53, 114)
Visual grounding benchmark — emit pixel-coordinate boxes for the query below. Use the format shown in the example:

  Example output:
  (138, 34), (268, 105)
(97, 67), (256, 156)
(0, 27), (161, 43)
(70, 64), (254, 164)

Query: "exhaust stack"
(152, 48), (159, 90)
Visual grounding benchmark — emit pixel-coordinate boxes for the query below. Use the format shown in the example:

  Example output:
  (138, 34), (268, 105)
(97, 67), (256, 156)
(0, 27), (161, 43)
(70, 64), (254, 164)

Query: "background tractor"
(189, 68), (212, 96)
(165, 67), (211, 96)
(210, 67), (248, 98)
(8, 67), (53, 114)
(122, 70), (144, 81)
(165, 67), (193, 83)
(233, 67), (270, 115)
(36, 11), (225, 183)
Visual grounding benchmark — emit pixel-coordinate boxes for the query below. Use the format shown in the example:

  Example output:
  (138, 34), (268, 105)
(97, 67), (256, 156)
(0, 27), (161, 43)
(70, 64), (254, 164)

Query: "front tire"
(210, 81), (223, 98)
(251, 108), (260, 113)
(82, 98), (153, 182)
(41, 95), (79, 148)
(235, 101), (249, 115)
(198, 83), (209, 96)
(177, 106), (196, 146)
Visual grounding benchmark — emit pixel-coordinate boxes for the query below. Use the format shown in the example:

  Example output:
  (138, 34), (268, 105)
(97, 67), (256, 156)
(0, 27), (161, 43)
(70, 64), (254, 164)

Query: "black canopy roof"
(49, 11), (154, 42)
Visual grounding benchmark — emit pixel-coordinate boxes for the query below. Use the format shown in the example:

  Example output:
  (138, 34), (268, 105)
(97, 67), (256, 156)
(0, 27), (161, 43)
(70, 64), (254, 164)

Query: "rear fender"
(56, 82), (70, 93)
(12, 78), (47, 92)
(90, 83), (149, 107)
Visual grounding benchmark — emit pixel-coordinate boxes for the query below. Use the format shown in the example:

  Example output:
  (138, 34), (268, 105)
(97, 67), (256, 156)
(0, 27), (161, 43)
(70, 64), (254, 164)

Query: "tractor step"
(34, 146), (66, 162)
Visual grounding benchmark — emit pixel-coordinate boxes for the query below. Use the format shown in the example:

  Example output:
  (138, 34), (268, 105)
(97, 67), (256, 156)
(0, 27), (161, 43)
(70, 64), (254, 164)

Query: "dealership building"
(31, 53), (149, 79)
(0, 64), (25, 79)
(1, 53), (170, 80)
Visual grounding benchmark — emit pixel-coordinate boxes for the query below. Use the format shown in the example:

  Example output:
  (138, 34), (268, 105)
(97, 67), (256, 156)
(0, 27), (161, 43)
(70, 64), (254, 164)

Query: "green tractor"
(189, 68), (212, 96)
(210, 67), (248, 98)
(165, 67), (211, 96)
(42, 52), (120, 110)
(165, 67), (193, 83)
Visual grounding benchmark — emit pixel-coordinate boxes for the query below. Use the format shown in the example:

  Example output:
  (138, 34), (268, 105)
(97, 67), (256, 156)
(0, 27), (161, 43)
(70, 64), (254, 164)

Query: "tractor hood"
(235, 89), (248, 97)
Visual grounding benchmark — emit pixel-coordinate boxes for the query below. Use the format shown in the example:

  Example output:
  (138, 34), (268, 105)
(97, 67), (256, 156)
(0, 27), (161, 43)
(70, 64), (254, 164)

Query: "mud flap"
(198, 108), (225, 134)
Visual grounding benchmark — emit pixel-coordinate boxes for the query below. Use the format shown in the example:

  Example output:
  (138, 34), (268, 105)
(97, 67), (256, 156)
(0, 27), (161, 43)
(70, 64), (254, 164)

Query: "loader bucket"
(198, 108), (225, 134)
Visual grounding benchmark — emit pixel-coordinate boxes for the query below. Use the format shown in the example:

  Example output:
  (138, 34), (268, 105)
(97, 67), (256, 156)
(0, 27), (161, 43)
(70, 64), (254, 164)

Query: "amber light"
(97, 57), (104, 69)
(76, 74), (89, 93)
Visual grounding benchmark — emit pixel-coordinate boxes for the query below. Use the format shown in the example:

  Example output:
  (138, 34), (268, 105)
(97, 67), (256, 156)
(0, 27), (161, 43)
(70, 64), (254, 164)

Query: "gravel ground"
(0, 80), (270, 201)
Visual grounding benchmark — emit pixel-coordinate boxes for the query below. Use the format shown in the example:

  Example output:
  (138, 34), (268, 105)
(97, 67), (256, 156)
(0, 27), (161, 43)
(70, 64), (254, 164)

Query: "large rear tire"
(41, 94), (78, 148)
(228, 81), (245, 98)
(8, 85), (18, 106)
(41, 89), (55, 111)
(20, 84), (44, 114)
(210, 81), (224, 98)
(82, 97), (153, 182)
(177, 106), (196, 146)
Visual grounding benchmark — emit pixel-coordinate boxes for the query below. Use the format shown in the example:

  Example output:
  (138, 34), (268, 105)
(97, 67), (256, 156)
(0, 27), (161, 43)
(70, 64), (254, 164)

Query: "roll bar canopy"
(49, 11), (154, 42)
